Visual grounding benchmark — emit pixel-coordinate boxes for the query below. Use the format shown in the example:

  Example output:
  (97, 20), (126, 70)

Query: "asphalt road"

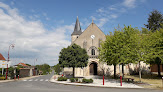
(0, 72), (162, 92)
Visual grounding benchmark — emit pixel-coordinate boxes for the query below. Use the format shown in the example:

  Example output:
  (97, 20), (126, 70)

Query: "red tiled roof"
(17, 63), (28, 66)
(0, 53), (6, 60)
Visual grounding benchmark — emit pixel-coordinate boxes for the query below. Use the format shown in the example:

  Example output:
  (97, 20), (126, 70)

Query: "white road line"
(34, 79), (38, 81)
(23, 80), (27, 81)
(28, 79), (33, 81)
(45, 79), (49, 81)
(40, 79), (44, 81)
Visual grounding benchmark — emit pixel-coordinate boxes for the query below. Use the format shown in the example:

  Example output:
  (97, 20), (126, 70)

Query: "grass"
(124, 74), (163, 89)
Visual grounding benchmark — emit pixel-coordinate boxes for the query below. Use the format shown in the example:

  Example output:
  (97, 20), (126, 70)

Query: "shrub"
(70, 78), (75, 82)
(75, 78), (78, 82)
(57, 76), (67, 81)
(82, 78), (93, 83)
(0, 77), (5, 80)
(70, 78), (79, 82)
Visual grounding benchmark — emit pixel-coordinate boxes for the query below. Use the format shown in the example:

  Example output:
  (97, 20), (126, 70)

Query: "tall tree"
(59, 44), (89, 77)
(144, 28), (163, 76)
(145, 10), (163, 32)
(99, 27), (126, 78)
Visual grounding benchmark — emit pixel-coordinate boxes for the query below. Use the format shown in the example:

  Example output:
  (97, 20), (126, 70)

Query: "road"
(0, 72), (162, 92)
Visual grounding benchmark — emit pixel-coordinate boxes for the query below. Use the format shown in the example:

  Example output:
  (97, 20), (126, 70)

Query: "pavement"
(0, 72), (162, 92)
(50, 75), (142, 89)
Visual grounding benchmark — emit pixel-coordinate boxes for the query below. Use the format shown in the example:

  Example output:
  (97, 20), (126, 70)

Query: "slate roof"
(0, 53), (6, 60)
(71, 16), (82, 35)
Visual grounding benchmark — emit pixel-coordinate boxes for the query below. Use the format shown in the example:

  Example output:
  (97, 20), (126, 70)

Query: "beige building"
(64, 17), (150, 77)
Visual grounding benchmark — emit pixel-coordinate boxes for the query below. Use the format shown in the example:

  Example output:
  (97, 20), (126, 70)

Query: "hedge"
(57, 76), (67, 81)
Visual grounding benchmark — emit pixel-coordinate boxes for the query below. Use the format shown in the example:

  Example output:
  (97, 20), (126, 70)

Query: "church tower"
(71, 16), (82, 43)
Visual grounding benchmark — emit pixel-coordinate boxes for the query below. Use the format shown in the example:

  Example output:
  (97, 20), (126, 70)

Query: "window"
(91, 49), (95, 55)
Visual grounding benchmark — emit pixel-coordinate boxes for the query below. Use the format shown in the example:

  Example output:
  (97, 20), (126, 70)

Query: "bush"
(70, 78), (79, 82)
(0, 77), (5, 80)
(57, 76), (67, 81)
(75, 78), (78, 82)
(82, 78), (93, 83)
(70, 78), (75, 82)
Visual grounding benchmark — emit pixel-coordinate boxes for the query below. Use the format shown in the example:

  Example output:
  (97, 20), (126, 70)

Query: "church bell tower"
(71, 16), (82, 43)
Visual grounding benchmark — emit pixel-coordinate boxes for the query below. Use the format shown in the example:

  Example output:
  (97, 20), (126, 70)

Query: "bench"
(126, 78), (134, 82)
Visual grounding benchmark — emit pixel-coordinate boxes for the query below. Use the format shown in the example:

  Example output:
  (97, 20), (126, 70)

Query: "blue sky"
(0, 0), (162, 66)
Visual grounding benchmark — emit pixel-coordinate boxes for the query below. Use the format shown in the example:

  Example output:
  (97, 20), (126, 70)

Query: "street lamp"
(6, 44), (15, 79)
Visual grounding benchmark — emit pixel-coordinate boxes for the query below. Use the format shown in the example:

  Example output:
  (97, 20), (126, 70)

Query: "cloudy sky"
(0, 0), (162, 66)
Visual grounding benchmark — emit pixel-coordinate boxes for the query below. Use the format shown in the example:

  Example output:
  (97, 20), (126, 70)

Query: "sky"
(0, 0), (162, 66)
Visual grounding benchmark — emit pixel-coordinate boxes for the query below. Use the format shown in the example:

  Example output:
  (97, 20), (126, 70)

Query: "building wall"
(151, 64), (163, 72)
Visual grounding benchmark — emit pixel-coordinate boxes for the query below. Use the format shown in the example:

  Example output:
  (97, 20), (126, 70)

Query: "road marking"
(29, 79), (33, 81)
(23, 80), (27, 81)
(34, 79), (38, 81)
(45, 79), (49, 81)
(40, 79), (44, 81)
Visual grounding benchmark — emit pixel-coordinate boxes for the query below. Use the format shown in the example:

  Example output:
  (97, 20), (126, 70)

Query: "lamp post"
(6, 44), (15, 79)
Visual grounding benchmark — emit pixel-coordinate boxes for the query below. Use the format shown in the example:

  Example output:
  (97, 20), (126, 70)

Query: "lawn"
(124, 74), (163, 89)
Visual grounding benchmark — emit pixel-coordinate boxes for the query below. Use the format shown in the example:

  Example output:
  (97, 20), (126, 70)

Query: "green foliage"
(25, 63), (31, 66)
(82, 78), (93, 83)
(36, 64), (51, 75)
(70, 78), (78, 82)
(53, 63), (62, 75)
(59, 44), (89, 77)
(57, 76), (67, 81)
(145, 10), (163, 32)
(70, 78), (75, 82)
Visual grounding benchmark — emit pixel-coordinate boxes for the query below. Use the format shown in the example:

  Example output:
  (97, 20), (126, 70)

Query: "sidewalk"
(50, 75), (143, 89)
(0, 75), (43, 83)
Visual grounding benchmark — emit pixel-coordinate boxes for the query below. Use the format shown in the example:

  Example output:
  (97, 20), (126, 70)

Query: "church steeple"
(71, 16), (82, 36)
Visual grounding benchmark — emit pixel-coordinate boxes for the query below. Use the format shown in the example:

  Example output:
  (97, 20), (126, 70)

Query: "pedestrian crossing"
(23, 79), (49, 82)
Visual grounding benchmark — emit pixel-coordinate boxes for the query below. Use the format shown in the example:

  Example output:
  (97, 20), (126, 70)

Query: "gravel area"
(50, 75), (143, 88)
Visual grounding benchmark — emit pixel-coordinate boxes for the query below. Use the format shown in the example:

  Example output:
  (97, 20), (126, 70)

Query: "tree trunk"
(139, 61), (141, 82)
(114, 64), (116, 78)
(157, 64), (161, 77)
(122, 63), (124, 78)
(73, 67), (75, 78)
(156, 57), (161, 77)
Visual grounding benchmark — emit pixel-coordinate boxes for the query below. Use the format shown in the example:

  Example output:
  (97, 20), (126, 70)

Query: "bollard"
(103, 75), (104, 85)
(120, 76), (122, 86)
(162, 77), (163, 88)
(18, 75), (19, 80)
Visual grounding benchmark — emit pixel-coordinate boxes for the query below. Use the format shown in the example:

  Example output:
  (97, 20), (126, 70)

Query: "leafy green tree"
(25, 63), (31, 66)
(99, 28), (124, 78)
(145, 10), (163, 32)
(36, 64), (51, 75)
(59, 44), (89, 77)
(145, 28), (163, 76)
(53, 63), (62, 75)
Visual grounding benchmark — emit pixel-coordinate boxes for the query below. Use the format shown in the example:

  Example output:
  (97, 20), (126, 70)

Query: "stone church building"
(63, 17), (150, 77)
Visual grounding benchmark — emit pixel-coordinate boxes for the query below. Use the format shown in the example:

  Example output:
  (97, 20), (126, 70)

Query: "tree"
(25, 63), (31, 66)
(53, 63), (62, 75)
(59, 44), (89, 77)
(144, 28), (163, 76)
(145, 10), (163, 32)
(99, 28), (124, 78)
(36, 64), (51, 75)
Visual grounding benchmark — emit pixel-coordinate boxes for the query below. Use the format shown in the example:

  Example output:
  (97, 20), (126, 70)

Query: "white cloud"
(0, 2), (73, 65)
(122, 0), (136, 8)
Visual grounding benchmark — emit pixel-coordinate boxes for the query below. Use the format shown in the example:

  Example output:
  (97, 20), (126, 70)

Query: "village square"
(0, 0), (163, 92)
